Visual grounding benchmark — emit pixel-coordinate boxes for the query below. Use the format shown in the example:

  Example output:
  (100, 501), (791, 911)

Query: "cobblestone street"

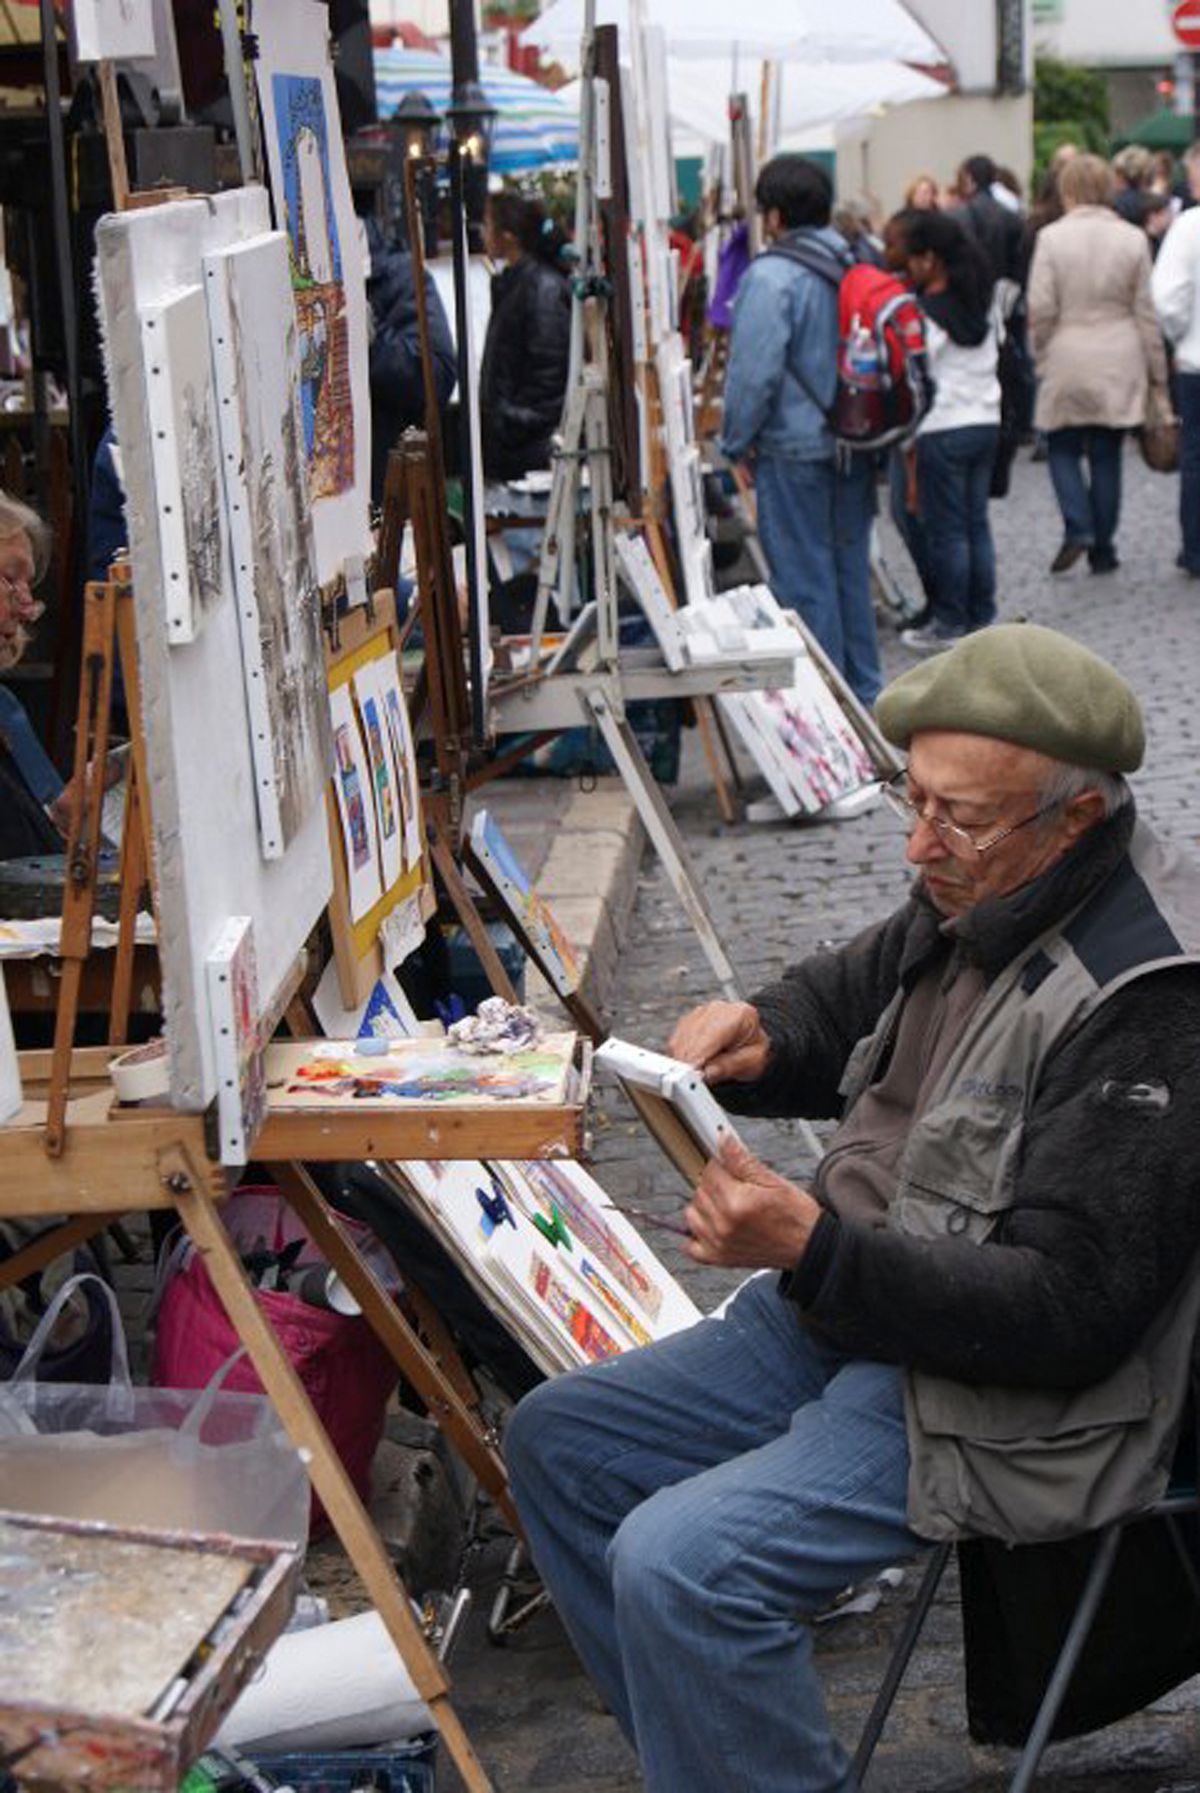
(440, 443), (1200, 1792)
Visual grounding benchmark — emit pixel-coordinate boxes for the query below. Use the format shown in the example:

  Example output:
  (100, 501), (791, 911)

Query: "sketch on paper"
(327, 679), (382, 920)
(266, 1032), (577, 1108)
(140, 288), (226, 644)
(353, 658), (403, 893)
(73, 0), (156, 61)
(205, 231), (331, 859)
(271, 73), (355, 502)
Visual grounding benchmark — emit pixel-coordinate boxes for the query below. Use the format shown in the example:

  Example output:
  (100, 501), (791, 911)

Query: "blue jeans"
(754, 453), (882, 705)
(506, 1273), (920, 1793)
(1176, 371), (1200, 574)
(1046, 426), (1123, 563)
(914, 424), (1000, 634)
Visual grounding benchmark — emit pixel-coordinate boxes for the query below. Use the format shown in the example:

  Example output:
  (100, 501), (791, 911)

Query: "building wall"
(836, 90), (1034, 217)
(1033, 0), (1177, 69)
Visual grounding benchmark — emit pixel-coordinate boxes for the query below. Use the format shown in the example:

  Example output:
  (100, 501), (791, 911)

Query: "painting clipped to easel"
(251, 0), (373, 589)
(140, 287), (227, 645)
(353, 658), (404, 893)
(328, 678), (383, 922)
(71, 0), (157, 61)
(467, 809), (581, 1001)
(376, 654), (424, 873)
(205, 915), (268, 1165)
(205, 230), (332, 860)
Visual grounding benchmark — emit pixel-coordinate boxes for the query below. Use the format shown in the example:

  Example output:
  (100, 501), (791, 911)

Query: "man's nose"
(904, 813), (948, 866)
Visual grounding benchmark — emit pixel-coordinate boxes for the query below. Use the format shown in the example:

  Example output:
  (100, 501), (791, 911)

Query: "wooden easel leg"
(582, 687), (742, 1000)
(427, 826), (520, 1005)
(270, 1161), (520, 1532)
(164, 1147), (494, 1793)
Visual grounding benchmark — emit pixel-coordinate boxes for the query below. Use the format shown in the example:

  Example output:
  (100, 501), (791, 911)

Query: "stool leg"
(851, 1542), (952, 1784)
(1009, 1524), (1123, 1793)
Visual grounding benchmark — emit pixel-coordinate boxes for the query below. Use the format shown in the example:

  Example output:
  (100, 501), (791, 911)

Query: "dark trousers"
(1047, 426), (1124, 566)
(1176, 371), (1200, 574)
(915, 424), (1000, 634)
(888, 447), (937, 609)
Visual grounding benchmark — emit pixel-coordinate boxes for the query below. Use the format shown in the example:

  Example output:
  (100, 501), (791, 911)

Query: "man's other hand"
(684, 1134), (820, 1269)
(667, 1000), (771, 1085)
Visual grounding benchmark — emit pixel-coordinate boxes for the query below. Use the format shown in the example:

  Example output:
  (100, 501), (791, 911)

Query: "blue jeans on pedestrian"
(1176, 371), (1200, 575)
(914, 424), (1000, 634)
(754, 452), (882, 705)
(1046, 425), (1123, 565)
(505, 1272), (921, 1793)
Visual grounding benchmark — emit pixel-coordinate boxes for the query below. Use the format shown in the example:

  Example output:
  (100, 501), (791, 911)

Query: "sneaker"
(899, 621), (966, 655)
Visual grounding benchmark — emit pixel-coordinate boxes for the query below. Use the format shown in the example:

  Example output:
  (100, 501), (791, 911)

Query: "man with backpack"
(719, 156), (885, 706)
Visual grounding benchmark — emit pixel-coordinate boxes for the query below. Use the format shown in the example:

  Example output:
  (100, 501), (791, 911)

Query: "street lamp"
(394, 89), (442, 162)
(445, 80), (497, 252)
(394, 90), (442, 257)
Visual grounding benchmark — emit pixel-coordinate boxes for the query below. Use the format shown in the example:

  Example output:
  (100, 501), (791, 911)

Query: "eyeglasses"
(879, 771), (1065, 857)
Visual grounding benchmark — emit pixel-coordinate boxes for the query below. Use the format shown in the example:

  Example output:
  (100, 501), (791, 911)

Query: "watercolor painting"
(377, 660), (424, 871)
(205, 231), (331, 859)
(327, 680), (382, 920)
(140, 287), (226, 645)
(469, 810), (580, 999)
(353, 657), (404, 892)
(497, 1159), (663, 1322)
(267, 1032), (577, 1108)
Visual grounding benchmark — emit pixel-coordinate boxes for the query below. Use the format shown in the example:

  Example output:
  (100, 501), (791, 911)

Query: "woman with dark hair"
(479, 191), (573, 482)
(897, 209), (1002, 652)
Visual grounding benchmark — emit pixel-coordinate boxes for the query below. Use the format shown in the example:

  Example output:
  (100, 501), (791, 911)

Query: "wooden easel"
(0, 566), (595, 1793)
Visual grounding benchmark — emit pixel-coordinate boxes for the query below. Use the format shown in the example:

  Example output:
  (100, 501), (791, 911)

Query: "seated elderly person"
(0, 491), (64, 860)
(506, 624), (1200, 1793)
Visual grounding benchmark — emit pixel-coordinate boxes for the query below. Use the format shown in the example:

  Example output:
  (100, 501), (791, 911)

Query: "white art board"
(72, 0), (157, 62)
(251, 0), (374, 590)
(205, 231), (332, 861)
(95, 191), (333, 1109)
(139, 286), (227, 645)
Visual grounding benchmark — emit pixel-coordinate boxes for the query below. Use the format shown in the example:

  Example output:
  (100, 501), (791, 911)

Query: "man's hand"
(667, 1000), (771, 1085)
(683, 1134), (820, 1269)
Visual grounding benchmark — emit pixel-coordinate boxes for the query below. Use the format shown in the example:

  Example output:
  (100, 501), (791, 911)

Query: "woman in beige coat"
(1027, 153), (1169, 574)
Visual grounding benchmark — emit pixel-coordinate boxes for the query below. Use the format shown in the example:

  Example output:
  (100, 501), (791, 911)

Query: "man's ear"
(1063, 789), (1108, 840)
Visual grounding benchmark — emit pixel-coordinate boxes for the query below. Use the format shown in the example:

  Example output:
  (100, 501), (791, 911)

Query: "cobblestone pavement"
(440, 445), (1200, 1792)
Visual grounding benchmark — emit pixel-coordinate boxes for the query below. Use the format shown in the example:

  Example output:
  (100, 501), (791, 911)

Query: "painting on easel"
(205, 231), (332, 860)
(252, 0), (373, 589)
(327, 679), (383, 921)
(467, 810), (580, 1000)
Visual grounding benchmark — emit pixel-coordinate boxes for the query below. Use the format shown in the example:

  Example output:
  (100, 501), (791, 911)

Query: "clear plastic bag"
(0, 1274), (309, 1545)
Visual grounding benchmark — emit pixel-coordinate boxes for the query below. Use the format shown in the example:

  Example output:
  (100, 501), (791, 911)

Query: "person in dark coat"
(365, 213), (456, 507)
(479, 192), (572, 482)
(952, 153), (1024, 288)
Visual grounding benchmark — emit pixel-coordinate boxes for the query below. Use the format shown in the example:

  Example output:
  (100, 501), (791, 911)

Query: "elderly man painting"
(506, 624), (1200, 1793)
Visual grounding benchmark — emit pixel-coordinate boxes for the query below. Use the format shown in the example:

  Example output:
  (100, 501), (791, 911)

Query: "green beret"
(874, 623), (1144, 773)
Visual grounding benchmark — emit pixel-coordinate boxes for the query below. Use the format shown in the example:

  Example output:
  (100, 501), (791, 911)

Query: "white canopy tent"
(666, 57), (947, 151)
(519, 0), (942, 67)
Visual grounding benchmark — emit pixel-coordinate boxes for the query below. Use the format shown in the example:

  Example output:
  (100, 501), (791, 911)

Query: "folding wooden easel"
(0, 567), (597, 1793)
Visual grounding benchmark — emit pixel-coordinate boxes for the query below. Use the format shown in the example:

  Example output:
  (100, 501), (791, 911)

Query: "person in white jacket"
(1151, 143), (1200, 577)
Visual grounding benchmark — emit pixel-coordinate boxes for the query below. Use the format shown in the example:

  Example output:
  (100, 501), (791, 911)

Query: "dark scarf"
(919, 286), (991, 348)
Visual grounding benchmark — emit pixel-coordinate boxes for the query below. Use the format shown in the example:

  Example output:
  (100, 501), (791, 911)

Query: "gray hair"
(1039, 761), (1130, 818)
(0, 490), (51, 582)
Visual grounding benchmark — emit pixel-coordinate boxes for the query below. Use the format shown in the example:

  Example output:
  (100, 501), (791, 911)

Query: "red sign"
(1173, 0), (1200, 50)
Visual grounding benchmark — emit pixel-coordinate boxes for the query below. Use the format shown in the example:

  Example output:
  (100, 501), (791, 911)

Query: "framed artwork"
(95, 189), (333, 1110)
(328, 679), (383, 922)
(205, 230), (332, 861)
(139, 286), (227, 645)
(251, 0), (373, 590)
(205, 915), (267, 1166)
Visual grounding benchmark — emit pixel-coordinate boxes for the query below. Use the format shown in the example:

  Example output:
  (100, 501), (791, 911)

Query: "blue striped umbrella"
(373, 48), (580, 173)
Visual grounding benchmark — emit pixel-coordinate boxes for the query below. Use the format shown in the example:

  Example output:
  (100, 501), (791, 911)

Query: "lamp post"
(445, 81), (498, 254)
(394, 89), (442, 257)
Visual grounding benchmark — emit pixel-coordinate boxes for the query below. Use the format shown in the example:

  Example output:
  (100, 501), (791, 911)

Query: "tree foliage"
(1032, 56), (1111, 188)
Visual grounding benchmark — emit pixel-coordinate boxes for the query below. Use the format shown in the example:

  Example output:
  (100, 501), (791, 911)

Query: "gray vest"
(840, 823), (1200, 1545)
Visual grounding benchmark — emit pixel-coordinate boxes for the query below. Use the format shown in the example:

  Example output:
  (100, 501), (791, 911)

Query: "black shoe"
(1050, 540), (1089, 574)
(1088, 548), (1120, 574)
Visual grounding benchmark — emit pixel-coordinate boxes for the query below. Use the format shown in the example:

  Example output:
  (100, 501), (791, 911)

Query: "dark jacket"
(479, 254), (571, 481)
(954, 188), (1024, 288)
(366, 218), (456, 506)
(717, 805), (1200, 1393)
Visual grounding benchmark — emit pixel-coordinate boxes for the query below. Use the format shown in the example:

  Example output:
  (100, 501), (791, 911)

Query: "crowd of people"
(721, 143), (1200, 700)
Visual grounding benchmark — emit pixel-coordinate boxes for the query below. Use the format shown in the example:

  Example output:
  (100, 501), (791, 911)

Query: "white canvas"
(139, 286), (227, 645)
(328, 680), (383, 922)
(251, 0), (373, 590)
(73, 0), (156, 61)
(614, 532), (685, 670)
(205, 231), (332, 861)
(95, 190), (333, 1108)
(352, 658), (404, 894)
